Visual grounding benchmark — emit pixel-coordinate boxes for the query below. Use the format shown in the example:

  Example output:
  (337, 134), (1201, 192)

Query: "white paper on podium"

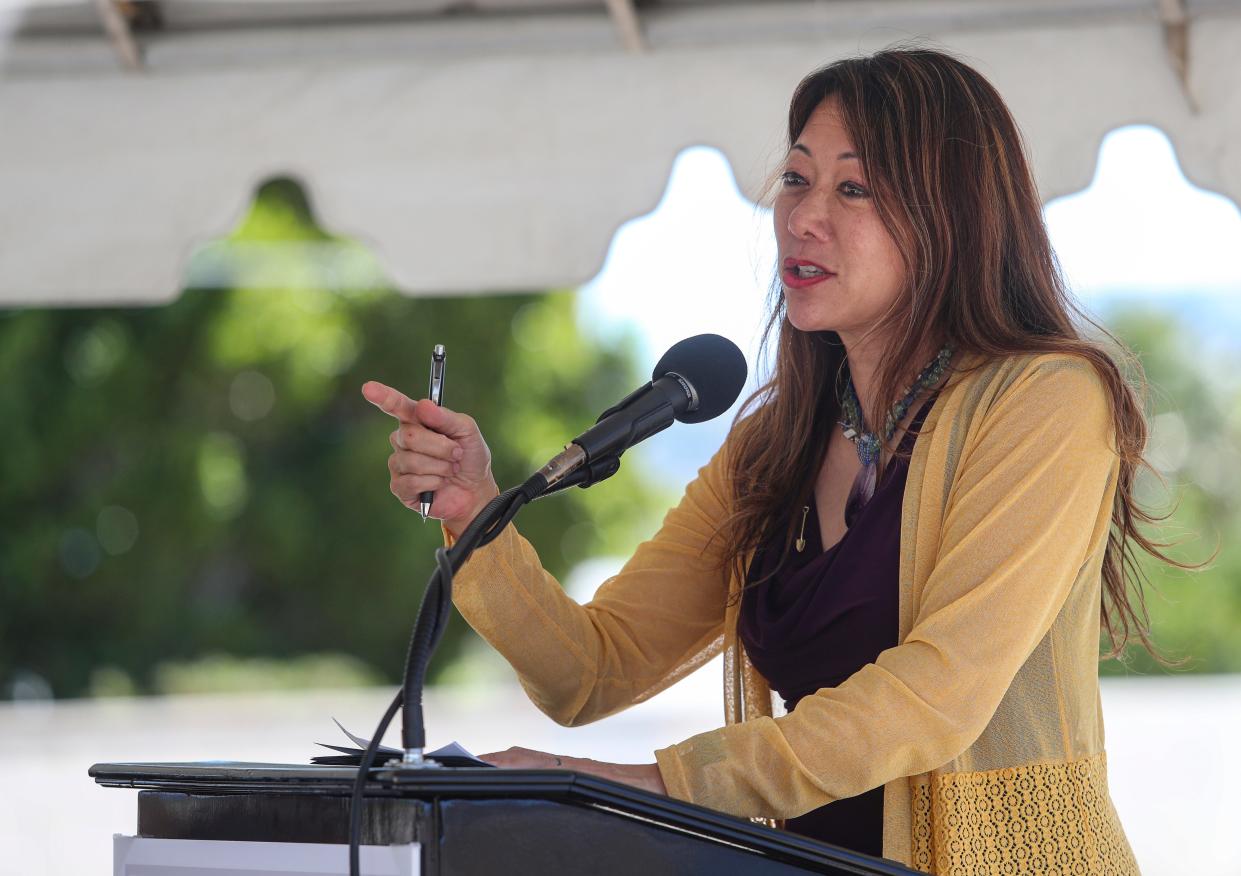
(315, 718), (490, 767)
(113, 835), (419, 875)
(333, 718), (400, 757)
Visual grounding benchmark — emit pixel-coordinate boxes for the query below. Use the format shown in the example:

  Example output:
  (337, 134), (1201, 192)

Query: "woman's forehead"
(791, 103), (858, 161)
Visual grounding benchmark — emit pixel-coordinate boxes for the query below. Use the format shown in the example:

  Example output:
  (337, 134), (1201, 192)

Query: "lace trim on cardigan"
(910, 752), (1140, 876)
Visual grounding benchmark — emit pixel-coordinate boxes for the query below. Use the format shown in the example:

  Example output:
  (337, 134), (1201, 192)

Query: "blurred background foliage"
(0, 178), (664, 699)
(0, 178), (1236, 699)
(1095, 303), (1240, 675)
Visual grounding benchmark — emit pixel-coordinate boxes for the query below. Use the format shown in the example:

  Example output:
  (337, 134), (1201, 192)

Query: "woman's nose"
(786, 195), (833, 242)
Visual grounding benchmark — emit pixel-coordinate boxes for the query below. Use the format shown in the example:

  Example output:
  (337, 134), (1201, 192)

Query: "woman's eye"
(840, 181), (869, 198)
(779, 171), (807, 187)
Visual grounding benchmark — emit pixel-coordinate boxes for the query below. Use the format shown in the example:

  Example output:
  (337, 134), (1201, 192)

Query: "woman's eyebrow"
(790, 144), (859, 161)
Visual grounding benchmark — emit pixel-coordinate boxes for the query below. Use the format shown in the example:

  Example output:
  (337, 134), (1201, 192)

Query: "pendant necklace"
(838, 344), (954, 527)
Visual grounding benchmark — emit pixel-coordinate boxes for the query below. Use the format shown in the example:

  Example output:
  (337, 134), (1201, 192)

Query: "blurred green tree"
(1095, 300), (1241, 675)
(0, 177), (661, 698)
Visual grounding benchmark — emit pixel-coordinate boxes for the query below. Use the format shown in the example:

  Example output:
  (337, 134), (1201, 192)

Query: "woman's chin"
(784, 305), (838, 335)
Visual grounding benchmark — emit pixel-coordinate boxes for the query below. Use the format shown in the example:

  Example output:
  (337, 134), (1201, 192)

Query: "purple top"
(737, 392), (937, 858)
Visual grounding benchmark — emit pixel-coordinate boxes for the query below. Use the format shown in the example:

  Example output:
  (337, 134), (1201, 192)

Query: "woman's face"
(774, 96), (906, 342)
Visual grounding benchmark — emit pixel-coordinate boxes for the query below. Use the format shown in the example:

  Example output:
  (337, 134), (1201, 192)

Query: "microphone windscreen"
(653, 334), (748, 424)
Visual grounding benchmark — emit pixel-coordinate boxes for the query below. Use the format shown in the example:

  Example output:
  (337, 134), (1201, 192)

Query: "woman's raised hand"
(361, 381), (500, 536)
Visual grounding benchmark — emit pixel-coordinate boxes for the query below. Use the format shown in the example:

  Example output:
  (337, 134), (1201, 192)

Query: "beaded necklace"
(838, 344), (954, 526)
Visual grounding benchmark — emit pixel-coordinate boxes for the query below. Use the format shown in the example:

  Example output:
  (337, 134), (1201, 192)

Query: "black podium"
(90, 761), (919, 875)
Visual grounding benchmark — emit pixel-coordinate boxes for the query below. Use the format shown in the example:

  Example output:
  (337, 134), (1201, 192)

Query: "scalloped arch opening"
(183, 175), (396, 296)
(578, 145), (773, 370)
(1045, 125), (1241, 301)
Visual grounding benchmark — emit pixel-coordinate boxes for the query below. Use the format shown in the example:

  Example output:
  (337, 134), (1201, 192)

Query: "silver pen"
(418, 344), (446, 520)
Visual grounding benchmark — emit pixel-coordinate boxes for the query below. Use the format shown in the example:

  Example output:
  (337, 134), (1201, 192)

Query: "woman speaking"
(362, 48), (1171, 875)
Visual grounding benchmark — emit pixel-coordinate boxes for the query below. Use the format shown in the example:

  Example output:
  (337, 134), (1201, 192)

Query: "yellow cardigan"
(450, 352), (1141, 875)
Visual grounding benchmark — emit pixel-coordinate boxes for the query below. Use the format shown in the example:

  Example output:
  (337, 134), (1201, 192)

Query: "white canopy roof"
(2, 0), (1239, 305)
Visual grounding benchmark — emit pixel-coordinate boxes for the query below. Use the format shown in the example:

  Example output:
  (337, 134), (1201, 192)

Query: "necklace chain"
(838, 344), (955, 467)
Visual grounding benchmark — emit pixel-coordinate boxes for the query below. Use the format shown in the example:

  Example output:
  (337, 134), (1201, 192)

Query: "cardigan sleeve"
(448, 442), (735, 727)
(654, 356), (1121, 819)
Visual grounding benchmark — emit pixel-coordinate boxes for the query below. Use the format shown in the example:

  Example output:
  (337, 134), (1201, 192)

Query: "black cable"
(348, 472), (548, 876)
(348, 688), (402, 876)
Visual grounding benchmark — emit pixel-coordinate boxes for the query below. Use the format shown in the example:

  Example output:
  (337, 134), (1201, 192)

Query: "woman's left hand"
(478, 746), (667, 796)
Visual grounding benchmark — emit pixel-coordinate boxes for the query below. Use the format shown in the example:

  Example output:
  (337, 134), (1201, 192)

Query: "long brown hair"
(720, 46), (1208, 662)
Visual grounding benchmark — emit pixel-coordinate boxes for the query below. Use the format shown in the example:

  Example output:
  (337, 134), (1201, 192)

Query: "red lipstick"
(782, 257), (836, 288)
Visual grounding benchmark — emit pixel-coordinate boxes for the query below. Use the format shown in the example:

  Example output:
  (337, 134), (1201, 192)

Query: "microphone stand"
(346, 456), (623, 876)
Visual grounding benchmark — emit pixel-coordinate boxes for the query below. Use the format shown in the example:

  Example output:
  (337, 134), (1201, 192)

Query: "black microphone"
(536, 334), (747, 491)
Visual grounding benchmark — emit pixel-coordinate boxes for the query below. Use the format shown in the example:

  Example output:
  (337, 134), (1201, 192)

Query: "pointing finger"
(362, 381), (420, 422)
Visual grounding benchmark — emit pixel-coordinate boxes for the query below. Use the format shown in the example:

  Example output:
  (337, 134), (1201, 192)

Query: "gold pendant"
(795, 505), (810, 552)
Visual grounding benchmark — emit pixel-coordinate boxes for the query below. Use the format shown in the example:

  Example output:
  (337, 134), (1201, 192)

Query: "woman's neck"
(842, 333), (944, 430)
